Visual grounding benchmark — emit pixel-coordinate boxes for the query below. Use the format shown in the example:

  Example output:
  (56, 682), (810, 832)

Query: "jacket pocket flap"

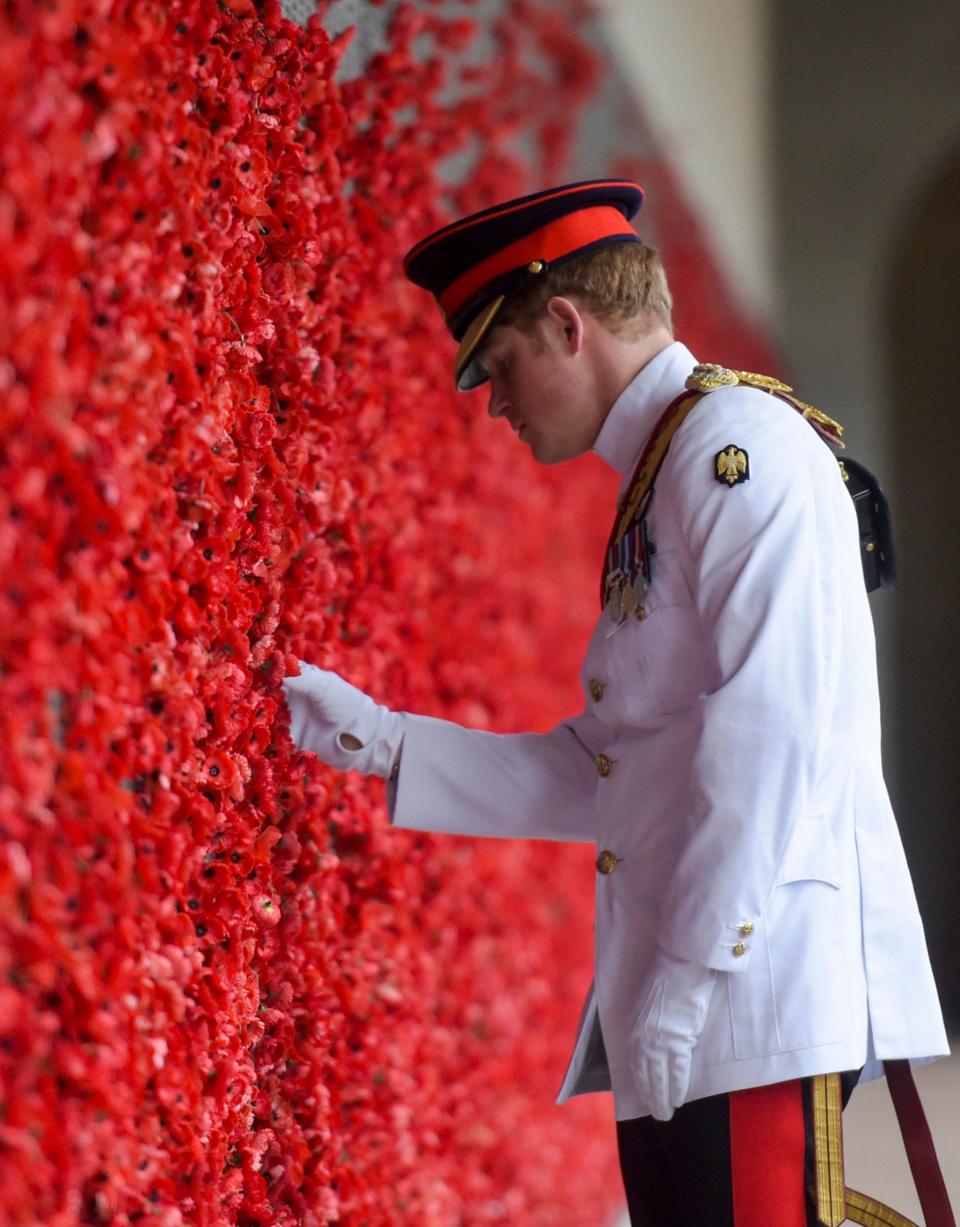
(775, 819), (841, 887)
(643, 548), (693, 615)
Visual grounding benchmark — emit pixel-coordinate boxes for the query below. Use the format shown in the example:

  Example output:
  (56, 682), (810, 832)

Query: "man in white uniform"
(281, 181), (950, 1226)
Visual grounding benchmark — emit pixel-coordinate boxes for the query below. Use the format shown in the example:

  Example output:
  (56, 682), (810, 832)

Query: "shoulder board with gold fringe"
(684, 363), (846, 449)
(684, 364), (895, 591)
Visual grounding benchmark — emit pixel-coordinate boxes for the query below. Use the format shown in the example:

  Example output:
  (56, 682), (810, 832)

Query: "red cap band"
(437, 206), (638, 322)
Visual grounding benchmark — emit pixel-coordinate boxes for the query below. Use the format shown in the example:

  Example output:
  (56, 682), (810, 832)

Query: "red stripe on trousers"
(729, 1079), (808, 1227)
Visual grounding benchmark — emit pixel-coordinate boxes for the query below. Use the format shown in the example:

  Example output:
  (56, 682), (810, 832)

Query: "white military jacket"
(388, 340), (949, 1121)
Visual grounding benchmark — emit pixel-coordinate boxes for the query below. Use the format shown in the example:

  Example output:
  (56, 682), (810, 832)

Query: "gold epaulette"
(684, 363), (845, 448)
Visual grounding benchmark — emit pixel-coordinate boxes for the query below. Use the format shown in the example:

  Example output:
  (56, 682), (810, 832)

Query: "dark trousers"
(616, 1069), (861, 1227)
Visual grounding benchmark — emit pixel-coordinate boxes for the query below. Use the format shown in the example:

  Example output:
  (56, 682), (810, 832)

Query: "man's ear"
(544, 296), (585, 355)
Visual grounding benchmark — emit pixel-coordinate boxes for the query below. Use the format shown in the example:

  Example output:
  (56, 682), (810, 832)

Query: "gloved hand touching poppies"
(630, 947), (718, 1121)
(281, 661), (405, 779)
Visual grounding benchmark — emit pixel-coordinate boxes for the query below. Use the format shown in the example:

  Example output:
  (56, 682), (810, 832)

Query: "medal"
(599, 388), (703, 611)
(603, 519), (654, 622)
(604, 566), (625, 623)
(601, 485), (655, 620)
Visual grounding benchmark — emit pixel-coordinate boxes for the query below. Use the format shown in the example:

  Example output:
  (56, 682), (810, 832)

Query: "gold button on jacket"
(596, 850), (619, 874)
(732, 941), (748, 957)
(595, 753), (613, 777)
(588, 677), (605, 702)
(739, 921), (755, 937)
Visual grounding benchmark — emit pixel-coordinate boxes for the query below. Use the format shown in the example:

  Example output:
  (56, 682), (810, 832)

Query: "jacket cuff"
(663, 915), (761, 973)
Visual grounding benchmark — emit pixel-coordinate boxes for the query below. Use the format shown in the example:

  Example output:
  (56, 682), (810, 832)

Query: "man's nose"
(488, 385), (507, 419)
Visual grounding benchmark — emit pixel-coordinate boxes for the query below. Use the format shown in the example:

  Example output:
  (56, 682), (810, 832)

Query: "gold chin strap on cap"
(813, 1073), (921, 1227)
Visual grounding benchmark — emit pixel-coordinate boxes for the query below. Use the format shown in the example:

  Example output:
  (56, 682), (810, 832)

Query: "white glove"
(281, 661), (405, 779)
(630, 948), (718, 1121)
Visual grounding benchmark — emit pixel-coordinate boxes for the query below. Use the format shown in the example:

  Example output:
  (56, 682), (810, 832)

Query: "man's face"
(477, 314), (602, 465)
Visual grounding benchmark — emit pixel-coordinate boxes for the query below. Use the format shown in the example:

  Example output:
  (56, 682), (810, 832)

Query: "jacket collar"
(591, 340), (699, 479)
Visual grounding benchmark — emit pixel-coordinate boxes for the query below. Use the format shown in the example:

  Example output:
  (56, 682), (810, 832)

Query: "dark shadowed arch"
(887, 141), (960, 1025)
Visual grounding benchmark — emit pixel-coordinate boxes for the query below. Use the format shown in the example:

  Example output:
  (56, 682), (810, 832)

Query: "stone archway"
(887, 143), (960, 1025)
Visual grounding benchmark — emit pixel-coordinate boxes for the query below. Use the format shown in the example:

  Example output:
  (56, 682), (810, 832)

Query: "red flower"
(251, 893), (281, 929)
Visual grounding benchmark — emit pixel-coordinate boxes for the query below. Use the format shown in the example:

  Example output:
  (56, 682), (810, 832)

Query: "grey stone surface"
(773, 0), (960, 1028)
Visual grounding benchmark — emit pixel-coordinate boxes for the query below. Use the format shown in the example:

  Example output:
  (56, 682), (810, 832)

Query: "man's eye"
(479, 352), (508, 382)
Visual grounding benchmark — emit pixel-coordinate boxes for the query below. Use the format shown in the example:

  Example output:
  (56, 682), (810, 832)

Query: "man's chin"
(528, 437), (578, 466)
(528, 439), (554, 465)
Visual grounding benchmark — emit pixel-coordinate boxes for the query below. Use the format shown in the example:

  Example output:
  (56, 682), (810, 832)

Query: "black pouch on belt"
(839, 456), (896, 592)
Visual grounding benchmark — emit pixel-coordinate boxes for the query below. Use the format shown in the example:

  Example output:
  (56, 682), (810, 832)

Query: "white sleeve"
(387, 711), (600, 843)
(655, 390), (830, 972)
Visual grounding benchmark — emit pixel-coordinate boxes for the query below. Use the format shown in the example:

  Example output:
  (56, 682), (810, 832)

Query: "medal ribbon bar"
(599, 389), (705, 609)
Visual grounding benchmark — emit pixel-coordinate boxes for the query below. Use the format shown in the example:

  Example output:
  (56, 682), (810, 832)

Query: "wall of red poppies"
(0, 1), (774, 1224)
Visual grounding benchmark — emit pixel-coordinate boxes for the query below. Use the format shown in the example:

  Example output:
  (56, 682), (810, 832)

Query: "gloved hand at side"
(281, 661), (405, 779)
(630, 947), (718, 1121)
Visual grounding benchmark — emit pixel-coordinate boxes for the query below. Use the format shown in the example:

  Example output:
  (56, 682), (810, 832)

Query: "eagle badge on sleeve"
(715, 444), (750, 487)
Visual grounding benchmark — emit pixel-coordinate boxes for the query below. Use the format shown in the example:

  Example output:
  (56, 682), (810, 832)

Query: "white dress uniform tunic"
(387, 340), (949, 1122)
